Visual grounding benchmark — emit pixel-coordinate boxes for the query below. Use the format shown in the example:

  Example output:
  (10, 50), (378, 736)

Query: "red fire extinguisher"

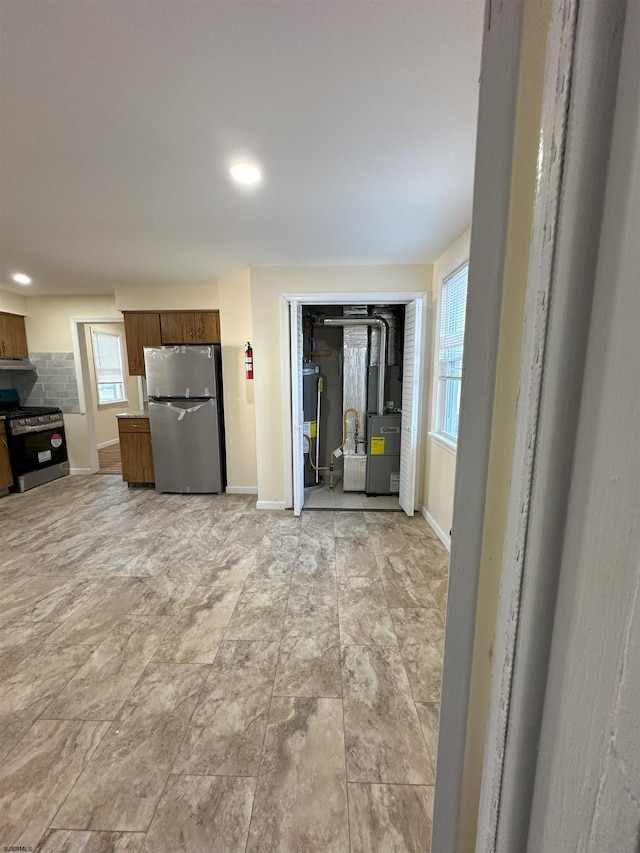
(245, 342), (254, 380)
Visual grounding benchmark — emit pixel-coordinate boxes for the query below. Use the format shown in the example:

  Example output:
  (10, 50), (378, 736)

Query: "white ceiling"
(0, 0), (483, 295)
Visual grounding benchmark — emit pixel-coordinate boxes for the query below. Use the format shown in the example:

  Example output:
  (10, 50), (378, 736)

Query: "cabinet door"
(0, 422), (14, 490)
(119, 426), (155, 484)
(123, 312), (161, 376)
(194, 311), (220, 343)
(0, 312), (29, 358)
(160, 312), (196, 344)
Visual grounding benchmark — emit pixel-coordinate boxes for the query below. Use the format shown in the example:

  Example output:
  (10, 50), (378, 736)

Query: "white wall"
(217, 269), (257, 492)
(250, 265), (431, 507)
(423, 228), (471, 545)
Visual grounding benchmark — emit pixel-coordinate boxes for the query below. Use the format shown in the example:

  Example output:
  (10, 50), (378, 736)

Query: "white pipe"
(320, 316), (388, 415)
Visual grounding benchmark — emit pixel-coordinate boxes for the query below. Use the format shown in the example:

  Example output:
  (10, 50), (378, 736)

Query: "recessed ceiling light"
(229, 163), (262, 186)
(11, 272), (32, 285)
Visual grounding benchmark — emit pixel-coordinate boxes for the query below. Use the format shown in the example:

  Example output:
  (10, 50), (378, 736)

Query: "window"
(435, 262), (468, 448)
(92, 329), (126, 404)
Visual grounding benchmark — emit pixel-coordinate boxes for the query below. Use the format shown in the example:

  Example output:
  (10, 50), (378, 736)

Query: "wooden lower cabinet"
(0, 421), (14, 491)
(118, 417), (154, 485)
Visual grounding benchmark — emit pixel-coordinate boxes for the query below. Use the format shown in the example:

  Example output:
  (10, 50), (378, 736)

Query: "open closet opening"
(291, 299), (422, 514)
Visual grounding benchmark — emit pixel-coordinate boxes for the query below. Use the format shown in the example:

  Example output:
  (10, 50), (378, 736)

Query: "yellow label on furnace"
(371, 437), (385, 455)
(304, 421), (317, 439)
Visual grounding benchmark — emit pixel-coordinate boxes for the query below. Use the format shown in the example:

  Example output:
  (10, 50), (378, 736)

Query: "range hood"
(0, 357), (36, 372)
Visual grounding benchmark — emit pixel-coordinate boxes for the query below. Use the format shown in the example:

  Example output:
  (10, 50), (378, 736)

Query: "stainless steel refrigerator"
(144, 345), (226, 493)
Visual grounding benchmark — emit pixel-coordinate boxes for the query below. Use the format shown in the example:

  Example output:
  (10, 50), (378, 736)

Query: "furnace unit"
(365, 413), (401, 495)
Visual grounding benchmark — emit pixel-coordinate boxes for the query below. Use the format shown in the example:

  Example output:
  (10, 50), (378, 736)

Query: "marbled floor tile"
(141, 775), (255, 853)
(223, 515), (269, 548)
(363, 511), (400, 526)
(153, 583), (243, 663)
(223, 579), (289, 641)
(43, 616), (174, 720)
(348, 783), (434, 853)
(415, 702), (440, 773)
(294, 544), (336, 579)
(399, 642), (443, 703)
(44, 578), (148, 646)
(173, 640), (279, 775)
(335, 538), (380, 579)
(0, 620), (58, 675)
(289, 572), (337, 607)
(251, 533), (299, 579)
(126, 574), (198, 617)
(2, 575), (65, 622)
(338, 578), (397, 646)
(51, 663), (208, 832)
(37, 830), (145, 853)
(0, 718), (109, 848)
(390, 607), (445, 648)
(245, 697), (349, 853)
(0, 644), (95, 760)
(196, 542), (258, 586)
(429, 575), (448, 617)
(333, 511), (369, 541)
(282, 600), (339, 638)
(408, 538), (450, 581)
(18, 578), (106, 624)
(341, 645), (433, 784)
(378, 556), (440, 609)
(274, 628), (342, 698)
(368, 524), (413, 558)
(297, 528), (335, 562)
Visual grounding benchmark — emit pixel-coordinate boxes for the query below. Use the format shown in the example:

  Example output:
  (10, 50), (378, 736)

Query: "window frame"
(91, 328), (127, 406)
(431, 260), (469, 453)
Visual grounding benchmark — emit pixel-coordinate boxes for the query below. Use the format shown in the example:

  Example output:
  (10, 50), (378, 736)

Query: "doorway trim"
(279, 291), (427, 513)
(70, 316), (136, 474)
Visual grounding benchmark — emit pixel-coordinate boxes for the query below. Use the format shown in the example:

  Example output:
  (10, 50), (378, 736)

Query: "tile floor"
(0, 474), (448, 853)
(304, 479), (401, 510)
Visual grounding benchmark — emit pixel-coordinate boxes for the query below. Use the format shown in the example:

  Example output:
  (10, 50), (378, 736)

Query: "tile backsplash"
(13, 352), (81, 414)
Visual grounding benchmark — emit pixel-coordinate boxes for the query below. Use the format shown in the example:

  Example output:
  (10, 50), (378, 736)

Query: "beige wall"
(23, 295), (122, 470)
(457, 0), (552, 847)
(84, 323), (138, 447)
(24, 295), (120, 351)
(423, 228), (471, 544)
(114, 283), (219, 311)
(218, 269), (257, 491)
(0, 291), (28, 315)
(250, 264), (431, 506)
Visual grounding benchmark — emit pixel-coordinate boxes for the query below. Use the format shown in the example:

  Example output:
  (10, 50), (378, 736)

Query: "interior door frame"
(280, 291), (427, 514)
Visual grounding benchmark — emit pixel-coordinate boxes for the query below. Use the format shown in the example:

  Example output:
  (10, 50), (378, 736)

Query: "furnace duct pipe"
(320, 316), (388, 416)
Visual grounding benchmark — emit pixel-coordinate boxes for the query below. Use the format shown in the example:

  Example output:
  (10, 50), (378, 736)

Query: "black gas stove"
(0, 390), (68, 492)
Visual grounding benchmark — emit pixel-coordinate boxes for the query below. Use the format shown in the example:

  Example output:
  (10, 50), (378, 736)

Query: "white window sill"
(429, 432), (457, 456)
(98, 399), (128, 409)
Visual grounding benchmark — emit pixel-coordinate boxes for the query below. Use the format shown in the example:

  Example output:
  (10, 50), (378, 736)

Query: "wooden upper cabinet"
(123, 312), (161, 376)
(195, 311), (220, 343)
(160, 311), (220, 345)
(123, 311), (221, 372)
(160, 312), (196, 344)
(0, 312), (29, 358)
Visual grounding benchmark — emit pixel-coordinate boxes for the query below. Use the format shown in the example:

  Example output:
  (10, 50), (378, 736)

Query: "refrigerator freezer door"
(144, 346), (217, 399)
(149, 399), (223, 493)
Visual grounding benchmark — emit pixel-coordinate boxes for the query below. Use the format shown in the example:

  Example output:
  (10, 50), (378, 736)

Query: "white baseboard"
(226, 486), (258, 495)
(70, 467), (92, 475)
(422, 507), (451, 551)
(256, 500), (286, 510)
(97, 439), (119, 449)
